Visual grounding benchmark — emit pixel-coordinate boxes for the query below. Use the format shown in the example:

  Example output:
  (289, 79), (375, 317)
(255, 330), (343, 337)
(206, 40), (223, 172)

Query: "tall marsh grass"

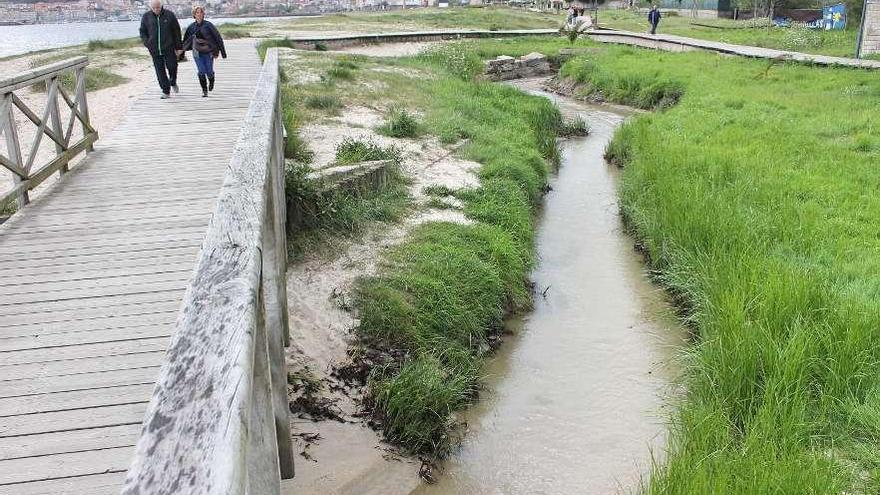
(565, 43), (880, 493)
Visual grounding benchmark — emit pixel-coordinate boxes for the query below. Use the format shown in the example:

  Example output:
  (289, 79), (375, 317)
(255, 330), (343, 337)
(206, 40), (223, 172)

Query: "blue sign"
(823, 3), (846, 30)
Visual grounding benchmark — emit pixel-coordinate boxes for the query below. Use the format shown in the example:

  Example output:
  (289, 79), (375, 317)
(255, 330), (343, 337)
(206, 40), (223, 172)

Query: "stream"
(411, 81), (687, 495)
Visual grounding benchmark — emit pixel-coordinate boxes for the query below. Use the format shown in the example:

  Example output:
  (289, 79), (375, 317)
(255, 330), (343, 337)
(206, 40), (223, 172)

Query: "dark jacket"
(182, 20), (227, 58)
(648, 9), (662, 24)
(139, 8), (182, 57)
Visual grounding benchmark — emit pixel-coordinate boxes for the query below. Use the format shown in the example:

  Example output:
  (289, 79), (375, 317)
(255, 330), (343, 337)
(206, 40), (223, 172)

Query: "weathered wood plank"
(0, 351), (165, 381)
(0, 446), (132, 485)
(0, 320), (174, 352)
(0, 366), (160, 398)
(1, 337), (169, 366)
(0, 402), (147, 438)
(0, 298), (180, 326)
(0, 279), (189, 307)
(0, 423), (141, 461)
(0, 250), (196, 277)
(0, 472), (126, 495)
(0, 383), (155, 417)
(0, 269), (192, 297)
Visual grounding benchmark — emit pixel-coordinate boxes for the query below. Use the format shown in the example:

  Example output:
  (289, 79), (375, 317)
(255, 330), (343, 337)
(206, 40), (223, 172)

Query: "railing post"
(75, 67), (93, 153)
(261, 92), (294, 479)
(2, 93), (27, 208)
(248, 288), (283, 495)
(46, 75), (66, 175)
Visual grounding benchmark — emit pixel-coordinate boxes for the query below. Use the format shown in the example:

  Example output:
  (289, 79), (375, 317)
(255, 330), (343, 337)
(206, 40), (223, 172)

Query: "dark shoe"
(171, 83), (179, 93)
(198, 74), (208, 96)
(202, 91), (208, 97)
(208, 76), (214, 92)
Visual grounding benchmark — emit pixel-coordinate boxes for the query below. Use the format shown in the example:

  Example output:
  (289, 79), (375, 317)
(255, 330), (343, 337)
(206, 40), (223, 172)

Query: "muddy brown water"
(410, 81), (687, 495)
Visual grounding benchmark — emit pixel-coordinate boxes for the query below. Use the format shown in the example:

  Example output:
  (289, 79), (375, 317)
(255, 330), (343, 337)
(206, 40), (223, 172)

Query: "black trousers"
(650, 22), (659, 34)
(151, 51), (178, 94)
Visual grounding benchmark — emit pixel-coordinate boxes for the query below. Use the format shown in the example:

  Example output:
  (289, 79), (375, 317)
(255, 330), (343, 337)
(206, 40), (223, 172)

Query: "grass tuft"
(281, 84), (314, 163)
(377, 107), (424, 138)
(304, 94), (342, 112)
(557, 115), (590, 137)
(335, 138), (401, 165)
(326, 65), (356, 82)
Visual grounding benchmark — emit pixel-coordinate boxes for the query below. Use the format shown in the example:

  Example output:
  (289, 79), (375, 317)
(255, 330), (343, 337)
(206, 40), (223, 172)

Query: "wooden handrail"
(122, 48), (293, 494)
(1, 56), (97, 213)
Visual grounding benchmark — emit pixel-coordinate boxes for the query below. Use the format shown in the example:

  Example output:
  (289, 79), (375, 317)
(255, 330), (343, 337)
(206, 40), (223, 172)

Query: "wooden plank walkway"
(589, 28), (880, 69)
(0, 40), (261, 494)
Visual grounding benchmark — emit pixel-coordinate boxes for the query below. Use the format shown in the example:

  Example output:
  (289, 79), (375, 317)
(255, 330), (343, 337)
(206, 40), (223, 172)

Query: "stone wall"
(483, 52), (553, 81)
(860, 0), (880, 56)
(286, 160), (391, 235)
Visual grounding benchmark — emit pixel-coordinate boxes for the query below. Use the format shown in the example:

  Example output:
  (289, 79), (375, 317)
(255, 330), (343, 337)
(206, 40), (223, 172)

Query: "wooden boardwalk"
(589, 28), (880, 69)
(0, 40), (262, 494)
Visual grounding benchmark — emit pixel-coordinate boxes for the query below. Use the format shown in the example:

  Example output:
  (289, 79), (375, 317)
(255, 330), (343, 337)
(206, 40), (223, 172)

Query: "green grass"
(274, 6), (563, 33)
(561, 56), (684, 109)
(278, 44), (567, 455)
(557, 115), (590, 137)
(334, 138), (402, 165)
(280, 82), (314, 164)
(86, 37), (141, 51)
(377, 107), (424, 138)
(28, 55), (128, 93)
(325, 65), (356, 82)
(217, 24), (251, 39)
(304, 94), (342, 112)
(562, 42), (880, 493)
(285, 160), (411, 259)
(257, 38), (296, 60)
(599, 10), (860, 57)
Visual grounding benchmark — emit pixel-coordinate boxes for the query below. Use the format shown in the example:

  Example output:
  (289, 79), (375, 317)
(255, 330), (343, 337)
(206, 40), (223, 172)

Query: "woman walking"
(182, 5), (227, 97)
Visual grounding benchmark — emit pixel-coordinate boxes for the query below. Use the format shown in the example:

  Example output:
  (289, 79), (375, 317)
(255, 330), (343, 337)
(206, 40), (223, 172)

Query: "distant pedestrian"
(648, 4), (662, 34)
(140, 0), (182, 99)
(567, 5), (575, 24)
(182, 5), (227, 97)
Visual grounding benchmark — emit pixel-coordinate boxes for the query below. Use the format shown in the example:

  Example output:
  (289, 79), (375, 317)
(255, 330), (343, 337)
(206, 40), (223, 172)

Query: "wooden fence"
(122, 48), (294, 494)
(0, 56), (97, 212)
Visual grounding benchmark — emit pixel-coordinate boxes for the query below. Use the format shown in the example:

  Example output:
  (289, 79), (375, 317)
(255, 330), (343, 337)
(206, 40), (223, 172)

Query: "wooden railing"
(122, 48), (294, 494)
(0, 56), (97, 211)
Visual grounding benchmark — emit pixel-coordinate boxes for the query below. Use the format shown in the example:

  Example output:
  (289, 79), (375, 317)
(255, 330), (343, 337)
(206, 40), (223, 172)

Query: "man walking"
(140, 0), (182, 99)
(648, 4), (662, 35)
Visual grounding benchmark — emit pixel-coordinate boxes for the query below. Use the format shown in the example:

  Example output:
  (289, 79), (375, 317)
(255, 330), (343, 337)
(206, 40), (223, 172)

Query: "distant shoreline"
(0, 12), (324, 27)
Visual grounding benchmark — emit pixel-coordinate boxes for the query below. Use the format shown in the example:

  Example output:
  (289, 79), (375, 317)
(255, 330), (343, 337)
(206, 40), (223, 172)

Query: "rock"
(482, 53), (553, 81)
